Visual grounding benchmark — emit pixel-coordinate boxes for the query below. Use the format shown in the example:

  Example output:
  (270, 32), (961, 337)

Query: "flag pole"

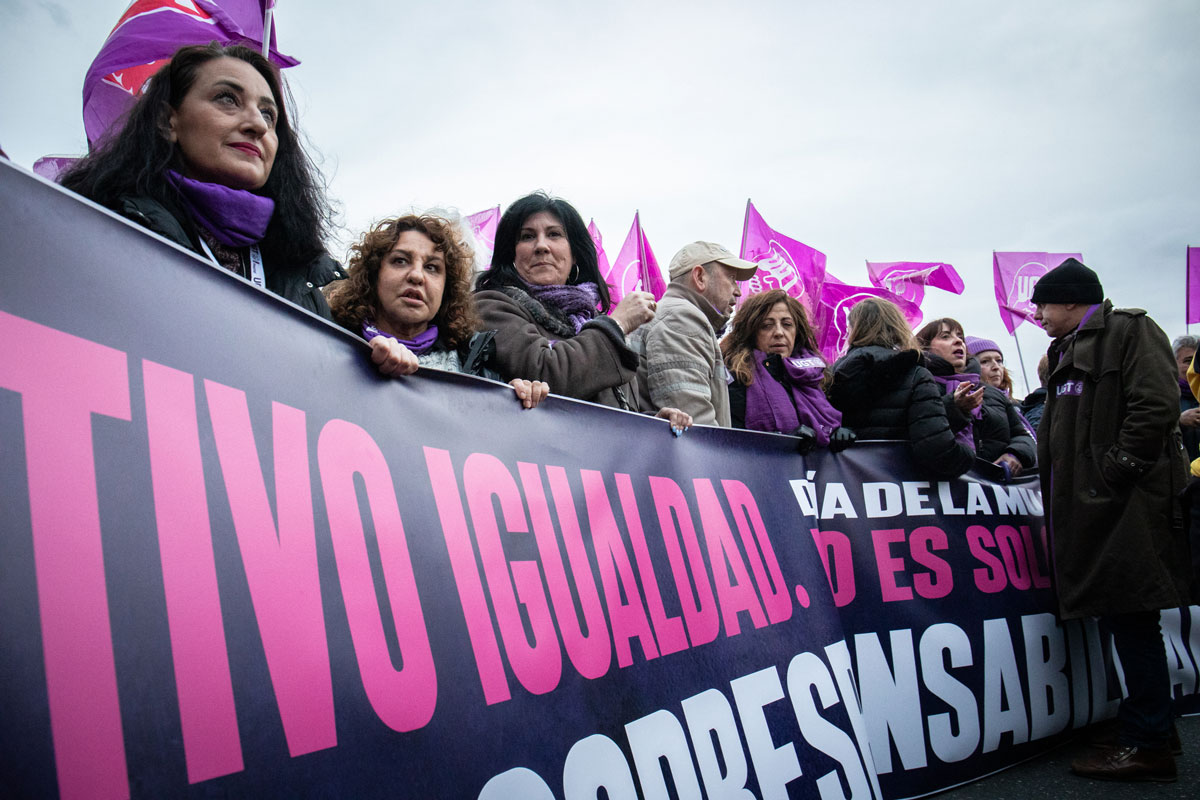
(1011, 328), (1032, 398)
(262, 8), (274, 58)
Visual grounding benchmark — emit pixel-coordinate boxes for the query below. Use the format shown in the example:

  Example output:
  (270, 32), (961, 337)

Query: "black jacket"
(1020, 387), (1047, 430)
(119, 195), (341, 320)
(828, 345), (974, 478)
(926, 353), (1037, 467)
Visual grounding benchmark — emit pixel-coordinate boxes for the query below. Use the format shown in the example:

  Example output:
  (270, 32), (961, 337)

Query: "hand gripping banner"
(1, 162), (1197, 799)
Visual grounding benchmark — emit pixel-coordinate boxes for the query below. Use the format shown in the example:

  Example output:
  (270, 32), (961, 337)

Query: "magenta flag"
(83, 1), (297, 147)
(32, 157), (79, 182)
(738, 200), (826, 316)
(588, 219), (612, 289)
(992, 251), (1082, 334)
(1188, 247), (1200, 325)
(812, 277), (922, 363)
(865, 260), (964, 307)
(609, 213), (667, 302)
(465, 205), (499, 270)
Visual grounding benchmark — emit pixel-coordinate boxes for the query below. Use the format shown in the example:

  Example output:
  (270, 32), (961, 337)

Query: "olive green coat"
(1038, 301), (1191, 618)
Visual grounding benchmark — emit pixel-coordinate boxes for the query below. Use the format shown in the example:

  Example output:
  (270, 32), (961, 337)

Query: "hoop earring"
(569, 264), (579, 283)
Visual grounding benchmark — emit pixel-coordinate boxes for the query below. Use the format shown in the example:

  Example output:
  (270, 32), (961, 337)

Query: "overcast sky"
(3, 0), (1197, 394)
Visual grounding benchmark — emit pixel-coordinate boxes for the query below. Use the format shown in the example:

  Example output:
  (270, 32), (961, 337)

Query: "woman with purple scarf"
(722, 290), (855, 452)
(61, 43), (339, 318)
(474, 193), (691, 429)
(915, 318), (1035, 477)
(326, 214), (548, 408)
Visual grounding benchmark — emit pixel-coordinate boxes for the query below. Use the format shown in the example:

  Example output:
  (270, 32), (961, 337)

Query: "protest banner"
(1, 162), (1197, 799)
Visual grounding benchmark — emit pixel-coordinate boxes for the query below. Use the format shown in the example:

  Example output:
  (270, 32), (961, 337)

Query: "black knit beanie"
(1030, 258), (1103, 304)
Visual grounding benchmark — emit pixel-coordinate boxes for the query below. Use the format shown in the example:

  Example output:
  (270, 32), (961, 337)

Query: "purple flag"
(738, 200), (826, 317)
(1188, 247), (1200, 325)
(609, 213), (667, 303)
(32, 157), (79, 182)
(992, 251), (1082, 334)
(865, 260), (964, 307)
(588, 219), (612, 289)
(813, 276), (923, 363)
(465, 205), (499, 270)
(83, 1), (297, 148)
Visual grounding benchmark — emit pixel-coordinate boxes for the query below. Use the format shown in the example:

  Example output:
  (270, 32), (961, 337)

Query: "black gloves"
(828, 426), (857, 453)
(791, 424), (818, 454)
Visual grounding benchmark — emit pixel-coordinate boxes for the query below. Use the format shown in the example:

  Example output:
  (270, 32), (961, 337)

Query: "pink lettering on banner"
(909, 526), (953, 599)
(522, 464), (610, 680)
(582, 470), (660, 668)
(616, 473), (688, 656)
(1020, 525), (1052, 589)
(318, 421), (436, 731)
(203, 381), (335, 757)
(810, 529), (856, 607)
(649, 476), (720, 647)
(692, 479), (768, 635)
(721, 480), (793, 620)
(871, 528), (913, 602)
(994, 525), (1031, 591)
(424, 448), (509, 704)
(464, 454), (562, 696)
(967, 525), (1007, 593)
(0, 311), (131, 800)
(143, 362), (243, 782)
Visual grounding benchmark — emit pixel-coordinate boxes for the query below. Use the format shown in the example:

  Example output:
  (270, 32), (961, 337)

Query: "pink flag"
(1188, 247), (1200, 325)
(865, 260), (964, 307)
(738, 200), (826, 316)
(609, 213), (667, 302)
(992, 252), (1082, 334)
(813, 278), (923, 363)
(83, 1), (297, 147)
(32, 157), (79, 182)
(588, 220), (612, 288)
(466, 205), (499, 269)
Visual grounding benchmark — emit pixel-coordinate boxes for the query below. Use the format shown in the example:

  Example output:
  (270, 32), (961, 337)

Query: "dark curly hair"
(722, 289), (820, 385)
(474, 191), (611, 311)
(327, 214), (478, 349)
(60, 42), (333, 270)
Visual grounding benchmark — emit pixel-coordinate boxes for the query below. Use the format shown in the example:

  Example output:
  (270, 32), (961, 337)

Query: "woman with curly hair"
(60, 42), (340, 317)
(327, 213), (548, 407)
(721, 290), (854, 451)
(827, 298), (975, 478)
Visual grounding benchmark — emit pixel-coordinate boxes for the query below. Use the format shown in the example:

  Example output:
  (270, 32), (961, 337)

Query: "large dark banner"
(1, 161), (1198, 800)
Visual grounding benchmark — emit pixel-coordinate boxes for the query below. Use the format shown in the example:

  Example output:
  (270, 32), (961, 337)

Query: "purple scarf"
(518, 278), (599, 334)
(362, 320), (440, 356)
(932, 370), (982, 451)
(166, 170), (275, 248)
(744, 350), (841, 444)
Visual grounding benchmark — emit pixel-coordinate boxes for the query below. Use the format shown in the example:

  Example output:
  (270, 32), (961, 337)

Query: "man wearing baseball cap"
(1033, 258), (1191, 782)
(629, 241), (757, 426)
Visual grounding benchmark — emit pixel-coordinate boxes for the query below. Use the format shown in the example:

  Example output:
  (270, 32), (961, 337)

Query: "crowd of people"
(50, 42), (1197, 784)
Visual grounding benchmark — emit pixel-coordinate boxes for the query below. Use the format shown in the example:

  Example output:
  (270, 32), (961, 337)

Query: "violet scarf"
(362, 320), (440, 356)
(518, 278), (599, 334)
(744, 350), (841, 444)
(166, 170), (275, 248)
(932, 371), (982, 451)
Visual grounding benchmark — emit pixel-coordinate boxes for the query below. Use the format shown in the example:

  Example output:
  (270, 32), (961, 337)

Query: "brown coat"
(1038, 300), (1191, 618)
(475, 287), (640, 410)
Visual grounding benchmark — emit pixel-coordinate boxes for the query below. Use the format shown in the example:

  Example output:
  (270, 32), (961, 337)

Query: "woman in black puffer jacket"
(914, 318), (1036, 476)
(828, 298), (975, 478)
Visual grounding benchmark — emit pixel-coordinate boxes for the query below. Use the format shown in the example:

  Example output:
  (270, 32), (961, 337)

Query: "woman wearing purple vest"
(723, 290), (855, 452)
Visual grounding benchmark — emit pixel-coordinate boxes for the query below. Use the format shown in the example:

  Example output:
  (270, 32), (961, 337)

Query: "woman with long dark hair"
(721, 289), (854, 450)
(828, 298), (974, 478)
(61, 42), (338, 317)
(475, 192), (689, 428)
(915, 318), (1035, 476)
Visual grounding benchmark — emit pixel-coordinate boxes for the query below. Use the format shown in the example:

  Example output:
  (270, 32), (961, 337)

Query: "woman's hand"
(610, 291), (657, 335)
(509, 379), (550, 409)
(994, 452), (1023, 477)
(370, 335), (419, 377)
(656, 406), (693, 436)
(1181, 408), (1200, 428)
(953, 382), (985, 413)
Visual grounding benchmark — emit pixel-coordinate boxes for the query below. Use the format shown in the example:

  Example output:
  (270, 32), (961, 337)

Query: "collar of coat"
(1051, 299), (1153, 377)
(662, 282), (728, 334)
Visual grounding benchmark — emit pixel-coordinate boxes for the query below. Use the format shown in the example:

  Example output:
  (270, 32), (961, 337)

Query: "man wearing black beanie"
(1032, 258), (1191, 782)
